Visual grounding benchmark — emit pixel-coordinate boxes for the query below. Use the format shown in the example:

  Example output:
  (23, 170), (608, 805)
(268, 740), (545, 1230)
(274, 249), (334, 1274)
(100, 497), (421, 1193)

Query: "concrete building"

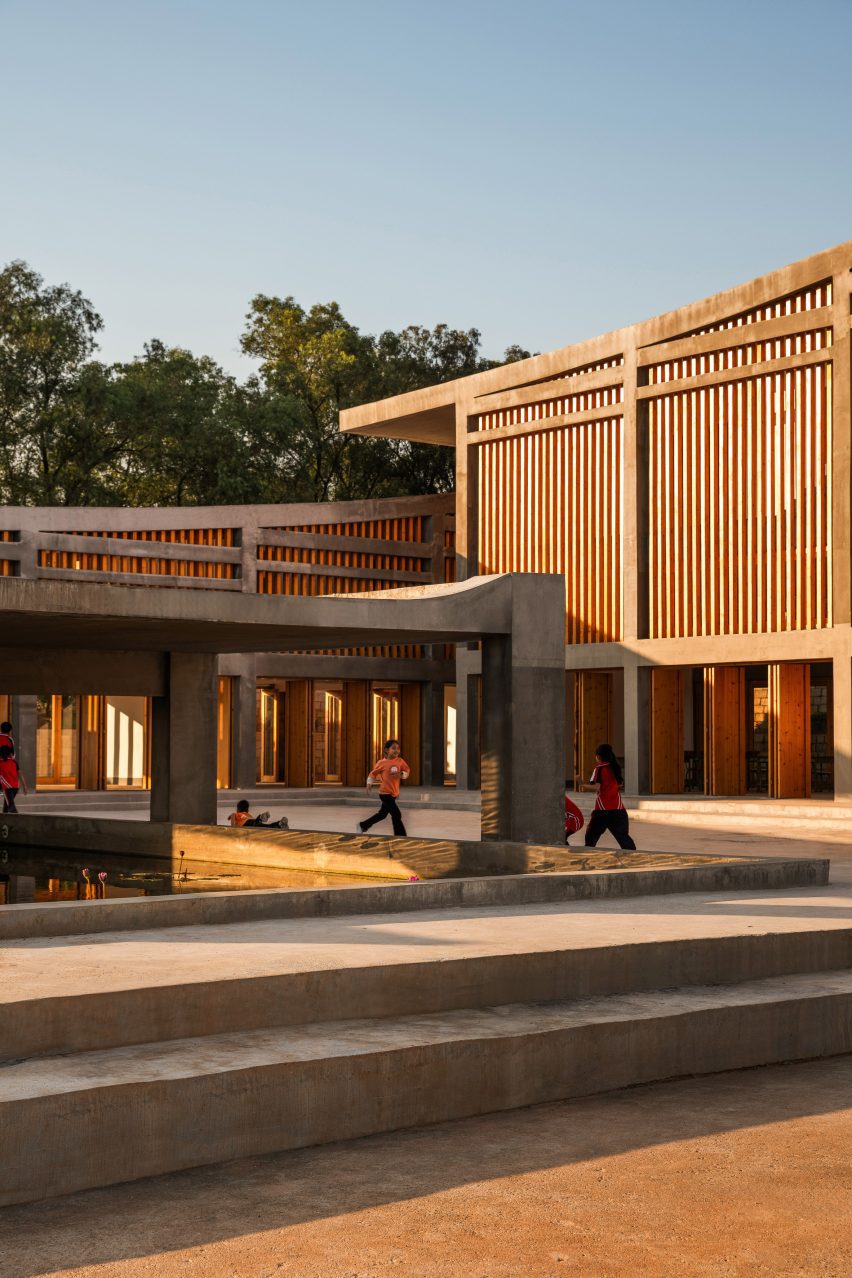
(3, 240), (850, 808)
(342, 240), (852, 802)
(0, 495), (458, 796)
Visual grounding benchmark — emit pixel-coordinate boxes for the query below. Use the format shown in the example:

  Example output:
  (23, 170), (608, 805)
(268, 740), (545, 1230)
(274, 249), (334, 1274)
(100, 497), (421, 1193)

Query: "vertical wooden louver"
(648, 361), (831, 638)
(477, 419), (623, 643)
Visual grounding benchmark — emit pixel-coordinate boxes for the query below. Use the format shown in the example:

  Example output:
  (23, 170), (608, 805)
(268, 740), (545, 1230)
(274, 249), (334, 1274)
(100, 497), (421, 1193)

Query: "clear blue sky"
(2, 0), (850, 376)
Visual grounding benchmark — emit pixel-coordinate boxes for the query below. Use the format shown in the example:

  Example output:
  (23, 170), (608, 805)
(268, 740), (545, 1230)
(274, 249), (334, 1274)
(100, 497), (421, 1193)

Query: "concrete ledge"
(3, 972), (850, 1206)
(0, 856), (830, 940)
(0, 812), (754, 886)
(5, 928), (851, 1063)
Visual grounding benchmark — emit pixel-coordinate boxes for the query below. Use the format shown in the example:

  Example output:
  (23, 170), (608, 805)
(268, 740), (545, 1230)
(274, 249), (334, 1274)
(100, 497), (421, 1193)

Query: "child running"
(356, 739), (410, 837)
(0, 744), (27, 814)
(583, 743), (636, 850)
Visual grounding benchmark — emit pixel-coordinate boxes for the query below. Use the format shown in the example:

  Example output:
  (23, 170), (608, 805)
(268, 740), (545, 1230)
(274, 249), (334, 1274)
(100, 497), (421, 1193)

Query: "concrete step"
(22, 787), (482, 812)
(632, 797), (852, 823)
(3, 969), (850, 1207)
(5, 925), (852, 1062)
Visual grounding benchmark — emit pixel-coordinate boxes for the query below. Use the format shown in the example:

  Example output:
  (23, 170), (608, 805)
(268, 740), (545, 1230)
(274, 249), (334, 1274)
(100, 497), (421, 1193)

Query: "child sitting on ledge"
(227, 799), (289, 829)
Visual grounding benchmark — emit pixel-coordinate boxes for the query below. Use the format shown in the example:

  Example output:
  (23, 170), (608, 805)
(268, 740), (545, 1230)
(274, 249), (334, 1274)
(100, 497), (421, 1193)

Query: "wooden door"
(650, 669), (684, 793)
(284, 680), (311, 788)
(343, 681), (369, 786)
(576, 672), (612, 789)
(768, 663), (811, 798)
(216, 679), (233, 789)
(400, 684), (421, 784)
(704, 667), (746, 795)
(79, 696), (104, 791)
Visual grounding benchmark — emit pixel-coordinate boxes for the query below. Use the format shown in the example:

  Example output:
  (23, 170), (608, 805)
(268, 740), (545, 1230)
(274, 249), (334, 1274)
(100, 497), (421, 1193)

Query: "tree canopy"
(0, 260), (531, 506)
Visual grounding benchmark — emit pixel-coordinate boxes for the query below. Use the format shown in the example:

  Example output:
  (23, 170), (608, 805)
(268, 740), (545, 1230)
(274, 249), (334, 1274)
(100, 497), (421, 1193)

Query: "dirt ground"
(1, 1056), (850, 1278)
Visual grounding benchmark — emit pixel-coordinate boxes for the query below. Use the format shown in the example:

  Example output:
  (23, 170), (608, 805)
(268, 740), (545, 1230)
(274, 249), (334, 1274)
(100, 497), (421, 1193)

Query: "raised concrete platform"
(0, 855), (828, 939)
(1, 877), (850, 1205)
(0, 811), (785, 892)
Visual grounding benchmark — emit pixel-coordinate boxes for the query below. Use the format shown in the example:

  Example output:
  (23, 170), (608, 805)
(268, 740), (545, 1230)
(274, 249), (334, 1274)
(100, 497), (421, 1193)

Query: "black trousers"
(1, 787), (17, 814)
(360, 794), (407, 837)
(584, 808), (636, 850)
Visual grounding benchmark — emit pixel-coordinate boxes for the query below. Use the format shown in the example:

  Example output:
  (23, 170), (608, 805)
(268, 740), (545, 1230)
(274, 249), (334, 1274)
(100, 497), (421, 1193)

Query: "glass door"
(371, 686), (400, 761)
(257, 688), (279, 784)
(312, 682), (344, 784)
(36, 694), (80, 787)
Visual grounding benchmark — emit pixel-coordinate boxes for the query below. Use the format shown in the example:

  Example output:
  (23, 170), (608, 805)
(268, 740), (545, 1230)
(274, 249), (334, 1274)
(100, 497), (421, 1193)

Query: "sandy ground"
(0, 1057), (849, 1278)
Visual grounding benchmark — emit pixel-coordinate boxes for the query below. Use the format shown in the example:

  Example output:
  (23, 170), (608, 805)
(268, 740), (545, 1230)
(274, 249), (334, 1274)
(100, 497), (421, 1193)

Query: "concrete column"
(229, 656), (258, 790)
(149, 653), (219, 824)
(239, 515), (259, 595)
(454, 398), (476, 582)
(832, 654), (852, 800)
(9, 695), (37, 791)
(149, 695), (170, 821)
(453, 645), (480, 791)
(830, 270), (852, 626)
(622, 661), (650, 795)
(480, 575), (566, 845)
(621, 336), (650, 642)
(420, 680), (446, 788)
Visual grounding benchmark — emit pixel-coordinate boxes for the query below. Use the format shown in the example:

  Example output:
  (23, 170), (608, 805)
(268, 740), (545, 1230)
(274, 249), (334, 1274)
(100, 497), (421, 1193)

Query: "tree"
(109, 341), (249, 506)
(240, 300), (522, 501)
(0, 259), (532, 507)
(0, 260), (128, 504)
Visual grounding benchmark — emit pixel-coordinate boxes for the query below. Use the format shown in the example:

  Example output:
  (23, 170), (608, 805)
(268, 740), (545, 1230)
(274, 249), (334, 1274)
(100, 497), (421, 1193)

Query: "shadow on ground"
(1, 1057), (850, 1278)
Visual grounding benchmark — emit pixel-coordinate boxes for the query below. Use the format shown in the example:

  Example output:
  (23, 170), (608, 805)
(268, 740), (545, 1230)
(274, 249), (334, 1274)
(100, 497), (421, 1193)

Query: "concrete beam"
(0, 650), (166, 696)
(0, 575), (515, 654)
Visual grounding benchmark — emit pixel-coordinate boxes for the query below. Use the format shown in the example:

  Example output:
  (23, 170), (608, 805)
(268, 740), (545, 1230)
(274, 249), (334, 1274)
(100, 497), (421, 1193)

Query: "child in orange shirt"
(356, 739), (410, 837)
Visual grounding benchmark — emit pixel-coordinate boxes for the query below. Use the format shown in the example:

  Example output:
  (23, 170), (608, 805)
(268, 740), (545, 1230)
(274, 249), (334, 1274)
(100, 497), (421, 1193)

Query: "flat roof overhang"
(339, 385), (457, 446)
(0, 575), (515, 654)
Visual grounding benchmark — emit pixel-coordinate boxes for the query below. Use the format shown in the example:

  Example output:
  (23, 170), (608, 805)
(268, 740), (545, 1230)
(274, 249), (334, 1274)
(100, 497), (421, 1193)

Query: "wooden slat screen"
(67, 528), (236, 545)
(1, 530), (17, 575)
(258, 513), (443, 660)
(646, 327), (832, 386)
(477, 383), (623, 431)
(37, 551), (238, 580)
(478, 419), (623, 643)
(691, 280), (831, 338)
(648, 361), (831, 638)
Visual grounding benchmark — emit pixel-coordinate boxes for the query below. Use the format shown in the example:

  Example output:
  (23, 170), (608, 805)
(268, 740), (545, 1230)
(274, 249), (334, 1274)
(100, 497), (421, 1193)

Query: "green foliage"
(0, 261), (529, 507)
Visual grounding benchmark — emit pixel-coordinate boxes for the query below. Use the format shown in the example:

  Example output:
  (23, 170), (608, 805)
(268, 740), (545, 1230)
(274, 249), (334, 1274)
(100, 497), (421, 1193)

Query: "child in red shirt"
(583, 744), (636, 850)
(356, 739), (410, 837)
(0, 744), (26, 814)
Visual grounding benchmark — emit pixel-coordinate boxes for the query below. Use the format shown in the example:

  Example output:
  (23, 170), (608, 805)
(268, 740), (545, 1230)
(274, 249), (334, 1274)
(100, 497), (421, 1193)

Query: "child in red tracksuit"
(565, 781), (584, 845)
(583, 743), (636, 850)
(0, 744), (26, 814)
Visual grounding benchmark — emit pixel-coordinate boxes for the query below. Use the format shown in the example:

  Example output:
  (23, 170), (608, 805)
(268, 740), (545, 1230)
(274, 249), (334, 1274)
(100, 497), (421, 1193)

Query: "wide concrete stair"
(630, 796), (852, 841)
(3, 911), (851, 1206)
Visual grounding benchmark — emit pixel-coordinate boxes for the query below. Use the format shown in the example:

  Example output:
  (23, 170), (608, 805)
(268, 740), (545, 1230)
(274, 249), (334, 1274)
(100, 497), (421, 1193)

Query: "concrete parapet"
(0, 853), (829, 940)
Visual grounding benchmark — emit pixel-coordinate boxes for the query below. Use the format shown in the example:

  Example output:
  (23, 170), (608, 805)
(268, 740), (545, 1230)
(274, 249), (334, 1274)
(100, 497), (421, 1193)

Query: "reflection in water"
(0, 846), (384, 905)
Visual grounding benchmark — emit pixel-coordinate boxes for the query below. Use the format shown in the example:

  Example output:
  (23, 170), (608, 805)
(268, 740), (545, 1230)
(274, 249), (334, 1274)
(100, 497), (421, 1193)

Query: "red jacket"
(565, 796), (584, 834)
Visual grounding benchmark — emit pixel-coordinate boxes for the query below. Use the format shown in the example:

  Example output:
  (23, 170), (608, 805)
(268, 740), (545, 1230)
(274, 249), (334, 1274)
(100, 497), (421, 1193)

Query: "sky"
(2, 0), (851, 377)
